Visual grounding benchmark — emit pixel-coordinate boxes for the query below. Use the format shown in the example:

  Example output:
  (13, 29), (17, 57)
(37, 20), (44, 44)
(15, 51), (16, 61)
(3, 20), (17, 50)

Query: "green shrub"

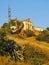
(25, 30), (35, 37)
(36, 29), (49, 43)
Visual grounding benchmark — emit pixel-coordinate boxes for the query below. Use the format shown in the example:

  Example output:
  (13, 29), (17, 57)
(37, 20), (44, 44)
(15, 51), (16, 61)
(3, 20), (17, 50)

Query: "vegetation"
(0, 21), (49, 65)
(36, 27), (49, 43)
(25, 30), (35, 37)
(1, 23), (11, 34)
(22, 44), (48, 65)
(0, 28), (7, 56)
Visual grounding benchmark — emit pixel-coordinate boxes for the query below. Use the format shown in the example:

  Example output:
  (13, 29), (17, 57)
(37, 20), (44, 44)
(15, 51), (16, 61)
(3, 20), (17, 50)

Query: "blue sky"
(0, 0), (49, 29)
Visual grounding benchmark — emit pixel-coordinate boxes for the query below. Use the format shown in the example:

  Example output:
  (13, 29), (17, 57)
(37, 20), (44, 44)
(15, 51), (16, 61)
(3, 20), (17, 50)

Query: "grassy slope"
(0, 34), (49, 65)
(7, 35), (49, 57)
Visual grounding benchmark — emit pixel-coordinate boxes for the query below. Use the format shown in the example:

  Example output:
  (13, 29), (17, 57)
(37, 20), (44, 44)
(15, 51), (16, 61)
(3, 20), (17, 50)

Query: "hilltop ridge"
(9, 18), (43, 35)
(0, 18), (49, 65)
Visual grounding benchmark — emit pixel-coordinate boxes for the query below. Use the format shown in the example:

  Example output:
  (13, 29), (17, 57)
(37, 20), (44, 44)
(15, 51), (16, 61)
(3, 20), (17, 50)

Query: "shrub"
(36, 29), (49, 43)
(25, 30), (35, 37)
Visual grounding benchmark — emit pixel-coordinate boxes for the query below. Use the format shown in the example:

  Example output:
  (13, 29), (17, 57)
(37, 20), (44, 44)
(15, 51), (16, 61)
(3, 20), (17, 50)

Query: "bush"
(25, 30), (35, 37)
(36, 29), (49, 43)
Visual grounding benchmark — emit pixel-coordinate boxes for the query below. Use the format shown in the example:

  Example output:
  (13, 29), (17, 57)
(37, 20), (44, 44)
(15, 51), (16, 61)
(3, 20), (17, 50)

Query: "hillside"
(7, 35), (49, 57)
(0, 20), (49, 65)
(5, 34), (49, 64)
(0, 34), (49, 65)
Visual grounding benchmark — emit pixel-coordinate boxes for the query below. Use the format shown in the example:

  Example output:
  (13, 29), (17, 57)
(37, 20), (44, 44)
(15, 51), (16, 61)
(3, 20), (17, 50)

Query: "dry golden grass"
(7, 35), (49, 58)
(0, 56), (15, 65)
(0, 35), (48, 65)
(0, 56), (31, 65)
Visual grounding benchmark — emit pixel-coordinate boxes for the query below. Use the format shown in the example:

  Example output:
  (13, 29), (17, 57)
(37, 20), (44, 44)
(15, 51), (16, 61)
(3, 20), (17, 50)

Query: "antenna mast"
(8, 6), (11, 22)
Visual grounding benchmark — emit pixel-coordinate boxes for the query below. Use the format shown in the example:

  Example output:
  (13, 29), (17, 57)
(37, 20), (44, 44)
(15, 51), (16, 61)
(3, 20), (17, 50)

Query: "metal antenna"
(8, 6), (11, 22)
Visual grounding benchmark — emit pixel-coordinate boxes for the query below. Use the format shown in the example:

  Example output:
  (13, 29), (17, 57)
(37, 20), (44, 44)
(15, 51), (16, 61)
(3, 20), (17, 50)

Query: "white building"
(33, 27), (43, 31)
(10, 18), (43, 33)
(22, 18), (32, 30)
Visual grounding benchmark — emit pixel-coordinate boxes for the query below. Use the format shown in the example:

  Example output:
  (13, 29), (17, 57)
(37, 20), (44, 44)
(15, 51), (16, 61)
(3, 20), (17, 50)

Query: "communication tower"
(8, 6), (11, 22)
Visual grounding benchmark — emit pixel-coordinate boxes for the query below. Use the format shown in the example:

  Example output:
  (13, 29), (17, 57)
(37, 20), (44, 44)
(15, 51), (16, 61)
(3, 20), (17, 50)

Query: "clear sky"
(0, 0), (49, 29)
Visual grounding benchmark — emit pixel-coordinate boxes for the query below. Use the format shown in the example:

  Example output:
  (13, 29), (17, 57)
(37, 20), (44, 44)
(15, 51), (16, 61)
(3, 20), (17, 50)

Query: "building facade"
(22, 18), (33, 30)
